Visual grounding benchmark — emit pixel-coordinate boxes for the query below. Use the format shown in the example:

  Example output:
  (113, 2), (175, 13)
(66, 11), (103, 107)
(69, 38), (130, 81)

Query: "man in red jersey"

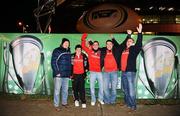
(71, 44), (89, 108)
(100, 40), (119, 104)
(112, 24), (143, 112)
(81, 33), (104, 106)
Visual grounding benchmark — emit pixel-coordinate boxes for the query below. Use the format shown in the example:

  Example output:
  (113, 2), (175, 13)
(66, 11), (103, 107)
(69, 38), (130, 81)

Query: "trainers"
(82, 104), (86, 108)
(98, 100), (104, 105)
(91, 102), (95, 106)
(75, 100), (80, 107)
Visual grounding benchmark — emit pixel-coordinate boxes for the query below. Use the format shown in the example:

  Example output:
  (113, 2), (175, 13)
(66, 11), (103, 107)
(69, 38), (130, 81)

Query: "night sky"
(0, 0), (179, 33)
(0, 0), (84, 33)
(0, 0), (37, 33)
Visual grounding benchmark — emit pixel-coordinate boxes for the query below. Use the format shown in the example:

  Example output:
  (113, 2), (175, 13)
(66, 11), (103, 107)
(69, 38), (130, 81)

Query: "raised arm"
(81, 33), (91, 53)
(111, 34), (120, 47)
(121, 30), (132, 46)
(111, 31), (131, 48)
(135, 23), (143, 47)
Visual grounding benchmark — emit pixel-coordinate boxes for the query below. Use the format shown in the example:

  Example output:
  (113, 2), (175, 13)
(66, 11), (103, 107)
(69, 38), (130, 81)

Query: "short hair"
(106, 40), (113, 44)
(127, 38), (134, 42)
(93, 41), (99, 45)
(75, 44), (82, 50)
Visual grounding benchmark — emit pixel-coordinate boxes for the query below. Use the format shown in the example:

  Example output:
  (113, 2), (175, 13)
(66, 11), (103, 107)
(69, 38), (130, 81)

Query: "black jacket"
(51, 46), (71, 77)
(100, 34), (130, 70)
(100, 47), (119, 70)
(71, 52), (89, 77)
(112, 33), (143, 72)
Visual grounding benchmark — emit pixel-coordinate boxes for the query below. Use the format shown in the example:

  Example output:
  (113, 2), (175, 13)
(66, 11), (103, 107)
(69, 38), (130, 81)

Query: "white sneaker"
(91, 102), (95, 106)
(98, 100), (104, 105)
(75, 100), (79, 107)
(82, 104), (86, 108)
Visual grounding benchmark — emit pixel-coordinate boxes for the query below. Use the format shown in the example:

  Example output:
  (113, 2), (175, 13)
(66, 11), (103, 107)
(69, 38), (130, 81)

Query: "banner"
(0, 33), (179, 99)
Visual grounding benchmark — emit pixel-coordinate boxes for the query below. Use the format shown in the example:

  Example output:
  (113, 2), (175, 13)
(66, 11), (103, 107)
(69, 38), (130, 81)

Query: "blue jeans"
(103, 71), (118, 104)
(89, 71), (103, 102)
(121, 72), (136, 109)
(54, 77), (69, 107)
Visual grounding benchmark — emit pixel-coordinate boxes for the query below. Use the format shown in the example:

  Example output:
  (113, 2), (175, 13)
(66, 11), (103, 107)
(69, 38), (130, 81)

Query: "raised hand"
(136, 23), (142, 33)
(127, 30), (132, 35)
(81, 33), (88, 40)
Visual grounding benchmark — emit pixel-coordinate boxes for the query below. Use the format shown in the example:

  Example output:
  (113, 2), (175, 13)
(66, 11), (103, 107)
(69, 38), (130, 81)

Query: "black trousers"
(72, 74), (86, 103)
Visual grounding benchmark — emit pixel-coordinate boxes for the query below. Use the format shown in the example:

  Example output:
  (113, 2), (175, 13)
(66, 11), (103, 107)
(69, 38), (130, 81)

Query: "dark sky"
(0, 0), (37, 33)
(0, 0), (85, 33)
(0, 0), (82, 33)
(0, 0), (179, 33)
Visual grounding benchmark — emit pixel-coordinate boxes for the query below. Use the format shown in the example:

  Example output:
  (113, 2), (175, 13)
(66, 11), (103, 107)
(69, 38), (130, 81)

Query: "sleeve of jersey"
(135, 33), (143, 47)
(81, 33), (91, 54)
(134, 33), (143, 53)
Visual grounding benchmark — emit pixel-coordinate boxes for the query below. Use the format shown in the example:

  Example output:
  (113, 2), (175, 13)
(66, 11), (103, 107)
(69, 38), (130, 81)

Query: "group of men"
(51, 23), (143, 112)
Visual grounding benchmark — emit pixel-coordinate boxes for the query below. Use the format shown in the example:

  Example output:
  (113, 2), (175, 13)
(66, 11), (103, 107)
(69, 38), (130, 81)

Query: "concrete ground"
(0, 94), (180, 116)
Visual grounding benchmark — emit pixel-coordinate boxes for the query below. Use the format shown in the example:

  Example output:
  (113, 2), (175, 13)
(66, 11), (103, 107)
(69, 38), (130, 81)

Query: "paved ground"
(0, 94), (180, 116)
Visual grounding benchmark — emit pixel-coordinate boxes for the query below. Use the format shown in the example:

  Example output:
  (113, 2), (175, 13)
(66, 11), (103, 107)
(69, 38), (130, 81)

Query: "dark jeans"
(72, 74), (86, 104)
(121, 72), (136, 110)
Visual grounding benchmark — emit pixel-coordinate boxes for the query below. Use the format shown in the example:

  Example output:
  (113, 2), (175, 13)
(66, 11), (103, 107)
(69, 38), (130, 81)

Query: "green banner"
(0, 33), (179, 99)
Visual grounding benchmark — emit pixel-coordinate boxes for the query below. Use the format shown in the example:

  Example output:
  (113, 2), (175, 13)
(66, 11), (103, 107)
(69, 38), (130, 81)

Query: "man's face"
(126, 38), (134, 48)
(106, 41), (113, 50)
(62, 41), (69, 49)
(75, 48), (82, 55)
(92, 42), (99, 50)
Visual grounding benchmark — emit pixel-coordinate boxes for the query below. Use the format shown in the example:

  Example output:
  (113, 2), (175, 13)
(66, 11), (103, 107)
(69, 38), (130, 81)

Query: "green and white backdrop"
(0, 33), (179, 99)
